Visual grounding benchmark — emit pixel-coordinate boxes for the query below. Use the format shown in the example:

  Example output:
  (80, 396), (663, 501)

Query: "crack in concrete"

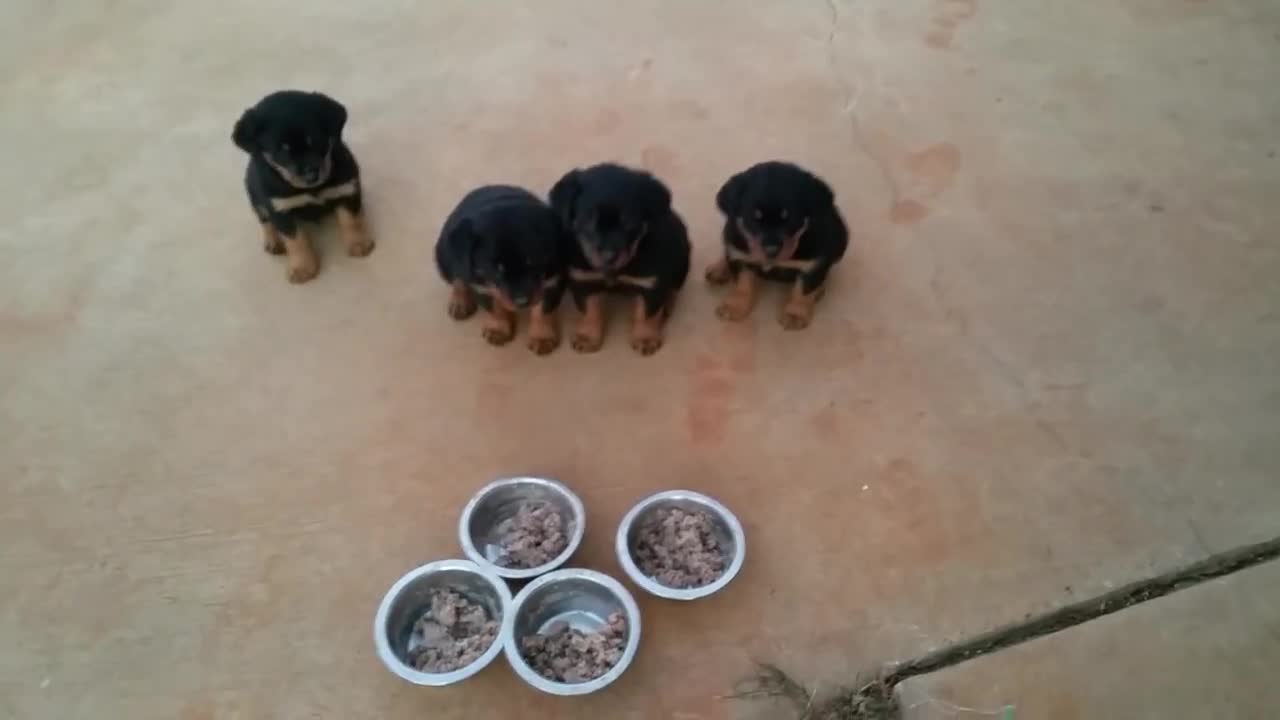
(878, 534), (1280, 689)
(734, 536), (1280, 718)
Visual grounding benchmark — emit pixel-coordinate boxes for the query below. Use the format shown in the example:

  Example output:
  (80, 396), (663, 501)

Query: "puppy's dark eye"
(279, 142), (291, 153)
(780, 209), (789, 220)
(753, 209), (763, 221)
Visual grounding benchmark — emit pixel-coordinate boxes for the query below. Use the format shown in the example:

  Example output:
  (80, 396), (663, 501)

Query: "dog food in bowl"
(494, 500), (569, 569)
(634, 506), (728, 589)
(520, 612), (628, 683)
(408, 589), (500, 673)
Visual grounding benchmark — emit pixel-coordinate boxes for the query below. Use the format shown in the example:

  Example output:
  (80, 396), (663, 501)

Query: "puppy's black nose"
(512, 294), (531, 308)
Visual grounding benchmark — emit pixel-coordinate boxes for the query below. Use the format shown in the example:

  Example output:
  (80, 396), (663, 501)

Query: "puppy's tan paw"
(264, 235), (285, 255)
(630, 335), (664, 355)
(482, 326), (514, 346)
(448, 297), (477, 320)
(287, 258), (319, 284)
(347, 235), (375, 258)
(779, 302), (814, 330)
(527, 334), (559, 356)
(715, 299), (752, 322)
(704, 259), (732, 286)
(570, 332), (603, 353)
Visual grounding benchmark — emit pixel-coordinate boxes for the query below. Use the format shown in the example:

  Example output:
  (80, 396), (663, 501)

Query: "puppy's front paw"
(704, 259), (732, 286)
(527, 334), (559, 356)
(715, 298), (752, 322)
(570, 332), (603, 353)
(482, 325), (514, 346)
(287, 257), (319, 284)
(630, 335), (664, 356)
(347, 235), (375, 258)
(448, 296), (477, 320)
(779, 303), (813, 330)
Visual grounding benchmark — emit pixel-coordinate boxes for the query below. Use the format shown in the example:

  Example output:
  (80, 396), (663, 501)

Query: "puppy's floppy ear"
(715, 171), (748, 216)
(549, 170), (582, 224)
(451, 218), (478, 279)
(312, 92), (348, 136)
(801, 171), (835, 212)
(232, 107), (260, 153)
(636, 171), (673, 217)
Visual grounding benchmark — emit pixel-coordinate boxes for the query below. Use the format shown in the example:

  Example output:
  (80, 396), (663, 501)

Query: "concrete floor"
(898, 560), (1280, 719)
(2, 1), (1278, 718)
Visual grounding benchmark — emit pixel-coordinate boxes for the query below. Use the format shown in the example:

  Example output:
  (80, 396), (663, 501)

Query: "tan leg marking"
(262, 222), (284, 255)
(336, 205), (375, 257)
(282, 229), (318, 284)
(715, 268), (757, 321)
(570, 293), (606, 353)
(630, 295), (665, 356)
(448, 280), (478, 320)
(780, 278), (823, 330)
(481, 304), (515, 346)
(526, 302), (560, 356)
(704, 256), (732, 285)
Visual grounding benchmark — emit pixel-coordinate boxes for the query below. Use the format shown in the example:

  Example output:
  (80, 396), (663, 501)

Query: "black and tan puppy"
(233, 90), (374, 283)
(706, 161), (848, 329)
(435, 185), (568, 355)
(549, 164), (691, 355)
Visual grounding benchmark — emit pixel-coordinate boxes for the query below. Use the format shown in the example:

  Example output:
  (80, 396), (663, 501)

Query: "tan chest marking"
(726, 245), (818, 273)
(568, 268), (658, 289)
(268, 179), (360, 212)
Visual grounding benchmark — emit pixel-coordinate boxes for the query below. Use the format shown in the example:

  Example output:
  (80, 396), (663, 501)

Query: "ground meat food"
(408, 589), (499, 673)
(634, 506), (728, 589)
(520, 612), (628, 683)
(494, 501), (568, 569)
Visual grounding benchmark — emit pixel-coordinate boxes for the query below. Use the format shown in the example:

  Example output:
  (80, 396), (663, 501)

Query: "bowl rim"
(372, 558), (514, 686)
(457, 476), (587, 580)
(614, 489), (747, 601)
(502, 568), (643, 696)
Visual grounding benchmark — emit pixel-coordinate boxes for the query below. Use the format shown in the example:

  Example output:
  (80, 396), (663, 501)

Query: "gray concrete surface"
(2, 1), (1278, 718)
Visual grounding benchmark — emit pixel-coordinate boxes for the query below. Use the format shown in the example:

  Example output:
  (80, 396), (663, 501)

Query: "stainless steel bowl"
(615, 489), (746, 601)
(503, 568), (642, 696)
(373, 559), (513, 686)
(458, 477), (586, 580)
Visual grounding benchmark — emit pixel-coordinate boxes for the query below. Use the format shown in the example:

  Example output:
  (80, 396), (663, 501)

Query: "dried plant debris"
(723, 663), (900, 720)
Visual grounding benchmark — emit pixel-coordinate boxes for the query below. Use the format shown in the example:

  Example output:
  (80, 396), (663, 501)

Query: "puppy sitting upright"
(550, 164), (691, 355)
(233, 90), (374, 283)
(435, 185), (568, 355)
(706, 162), (848, 329)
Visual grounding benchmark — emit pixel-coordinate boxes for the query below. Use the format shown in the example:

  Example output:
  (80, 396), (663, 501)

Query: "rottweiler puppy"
(706, 161), (848, 329)
(435, 185), (568, 355)
(233, 90), (374, 284)
(549, 163), (691, 355)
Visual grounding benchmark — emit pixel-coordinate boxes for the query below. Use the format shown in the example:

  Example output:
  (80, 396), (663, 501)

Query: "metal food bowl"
(503, 568), (642, 696)
(615, 489), (746, 601)
(373, 559), (513, 686)
(458, 477), (586, 580)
